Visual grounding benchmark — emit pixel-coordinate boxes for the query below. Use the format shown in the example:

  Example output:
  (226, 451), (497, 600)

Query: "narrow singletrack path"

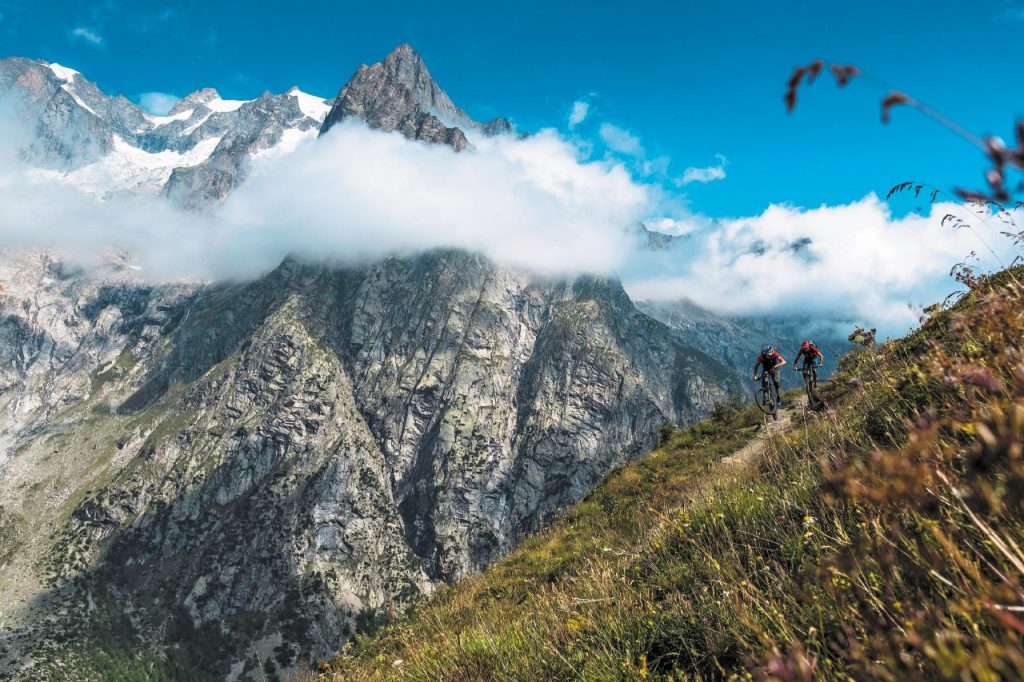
(720, 403), (797, 469)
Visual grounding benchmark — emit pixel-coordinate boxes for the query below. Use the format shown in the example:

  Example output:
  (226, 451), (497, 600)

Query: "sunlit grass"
(314, 266), (1024, 681)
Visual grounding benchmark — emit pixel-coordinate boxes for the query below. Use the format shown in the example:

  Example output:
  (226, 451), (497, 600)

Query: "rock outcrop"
(319, 44), (513, 149)
(0, 251), (739, 678)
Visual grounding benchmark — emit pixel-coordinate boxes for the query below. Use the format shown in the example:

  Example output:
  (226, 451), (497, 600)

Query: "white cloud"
(599, 123), (644, 157)
(568, 100), (590, 128)
(136, 92), (180, 115)
(215, 124), (647, 277)
(624, 196), (1017, 335)
(679, 154), (728, 185)
(0, 111), (1014, 339)
(0, 119), (648, 281)
(70, 26), (103, 46)
(645, 217), (699, 237)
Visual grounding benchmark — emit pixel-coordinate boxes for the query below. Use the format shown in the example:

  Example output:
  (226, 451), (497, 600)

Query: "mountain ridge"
(0, 248), (742, 679)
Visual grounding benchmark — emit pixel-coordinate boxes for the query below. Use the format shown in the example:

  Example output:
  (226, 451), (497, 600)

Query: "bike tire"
(755, 385), (774, 416)
(802, 369), (821, 410)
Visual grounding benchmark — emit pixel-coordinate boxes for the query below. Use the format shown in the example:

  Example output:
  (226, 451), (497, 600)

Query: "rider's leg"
(771, 368), (782, 405)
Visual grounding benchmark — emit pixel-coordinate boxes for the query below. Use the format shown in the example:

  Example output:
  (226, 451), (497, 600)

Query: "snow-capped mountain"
(0, 57), (331, 205)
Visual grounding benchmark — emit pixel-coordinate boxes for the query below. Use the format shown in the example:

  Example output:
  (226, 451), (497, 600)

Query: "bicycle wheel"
(803, 369), (821, 409)
(755, 383), (774, 416)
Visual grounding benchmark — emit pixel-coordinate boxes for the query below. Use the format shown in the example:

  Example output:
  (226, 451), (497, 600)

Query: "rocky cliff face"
(0, 250), (740, 679)
(319, 43), (512, 149)
(637, 298), (850, 390)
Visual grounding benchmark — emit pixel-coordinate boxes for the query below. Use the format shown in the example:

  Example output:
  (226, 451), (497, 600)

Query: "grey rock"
(0, 250), (740, 678)
(168, 87), (221, 116)
(320, 43), (515, 150)
(320, 44), (469, 150)
(637, 298), (850, 388)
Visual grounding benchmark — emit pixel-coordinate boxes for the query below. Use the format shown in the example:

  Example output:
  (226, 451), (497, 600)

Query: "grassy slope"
(317, 267), (1024, 681)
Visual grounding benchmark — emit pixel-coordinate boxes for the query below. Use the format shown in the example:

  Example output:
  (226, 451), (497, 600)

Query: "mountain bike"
(797, 363), (822, 408)
(755, 372), (779, 420)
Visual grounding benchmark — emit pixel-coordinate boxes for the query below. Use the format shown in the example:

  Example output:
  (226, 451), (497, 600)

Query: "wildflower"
(803, 515), (817, 527)
(961, 366), (1001, 392)
(392, 659), (404, 667)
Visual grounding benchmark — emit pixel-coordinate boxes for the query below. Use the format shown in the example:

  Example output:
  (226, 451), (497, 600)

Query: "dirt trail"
(720, 403), (799, 469)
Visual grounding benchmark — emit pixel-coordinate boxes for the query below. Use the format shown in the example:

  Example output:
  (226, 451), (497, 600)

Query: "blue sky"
(1, 0), (1022, 219)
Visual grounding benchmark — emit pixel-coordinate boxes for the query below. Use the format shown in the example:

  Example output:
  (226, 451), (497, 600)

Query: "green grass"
(316, 267), (1024, 681)
(90, 346), (140, 394)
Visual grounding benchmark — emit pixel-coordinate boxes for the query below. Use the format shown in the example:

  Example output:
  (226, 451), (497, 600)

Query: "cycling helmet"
(762, 345), (774, 354)
(801, 340), (811, 349)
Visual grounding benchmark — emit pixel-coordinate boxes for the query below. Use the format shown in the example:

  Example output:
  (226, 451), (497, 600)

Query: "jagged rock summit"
(319, 43), (512, 150)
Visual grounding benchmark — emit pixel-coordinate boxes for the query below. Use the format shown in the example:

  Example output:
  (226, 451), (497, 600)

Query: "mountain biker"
(753, 345), (786, 407)
(792, 340), (824, 385)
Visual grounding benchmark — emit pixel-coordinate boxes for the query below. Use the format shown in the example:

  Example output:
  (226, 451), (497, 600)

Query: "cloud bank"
(0, 112), (1015, 337)
(624, 196), (1015, 334)
(0, 119), (647, 280)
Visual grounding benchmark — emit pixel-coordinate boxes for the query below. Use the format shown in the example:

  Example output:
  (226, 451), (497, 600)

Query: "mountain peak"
(168, 87), (220, 115)
(378, 43), (464, 122)
(384, 42), (421, 63)
(46, 62), (81, 82)
(318, 43), (470, 150)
